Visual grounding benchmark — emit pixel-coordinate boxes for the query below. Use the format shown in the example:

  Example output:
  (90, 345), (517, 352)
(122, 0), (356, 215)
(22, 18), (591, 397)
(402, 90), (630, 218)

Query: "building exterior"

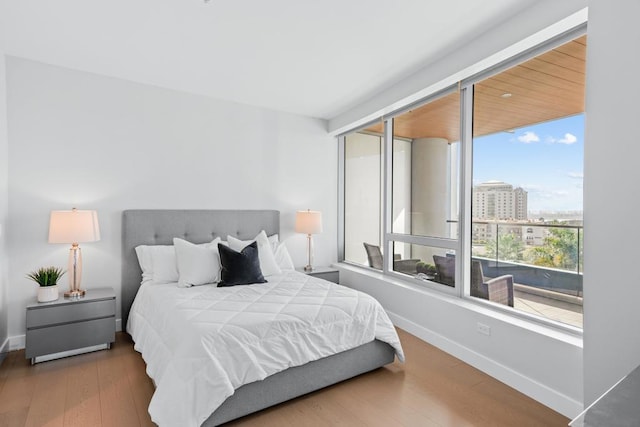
(473, 180), (528, 220)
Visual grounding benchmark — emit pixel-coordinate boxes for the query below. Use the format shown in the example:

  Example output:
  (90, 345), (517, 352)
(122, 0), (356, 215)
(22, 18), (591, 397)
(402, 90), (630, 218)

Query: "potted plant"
(27, 266), (65, 302)
(416, 262), (437, 278)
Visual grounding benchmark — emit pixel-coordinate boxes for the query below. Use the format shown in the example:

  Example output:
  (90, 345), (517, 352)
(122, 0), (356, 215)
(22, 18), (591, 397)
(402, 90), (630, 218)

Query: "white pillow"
(135, 245), (179, 285)
(135, 245), (154, 285)
(227, 230), (282, 277)
(274, 242), (294, 271)
(268, 234), (279, 252)
(173, 237), (222, 287)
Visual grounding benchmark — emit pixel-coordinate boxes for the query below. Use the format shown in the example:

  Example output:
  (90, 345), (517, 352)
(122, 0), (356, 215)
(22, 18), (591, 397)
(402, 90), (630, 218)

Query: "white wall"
(392, 139), (411, 236)
(410, 137), (451, 263)
(339, 266), (583, 417)
(0, 52), (9, 360)
(411, 138), (450, 237)
(5, 57), (336, 340)
(582, 0), (640, 406)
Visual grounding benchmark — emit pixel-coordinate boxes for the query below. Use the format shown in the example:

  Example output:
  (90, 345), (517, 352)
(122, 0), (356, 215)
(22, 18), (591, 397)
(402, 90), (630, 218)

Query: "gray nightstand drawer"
(27, 299), (115, 328)
(26, 317), (115, 359)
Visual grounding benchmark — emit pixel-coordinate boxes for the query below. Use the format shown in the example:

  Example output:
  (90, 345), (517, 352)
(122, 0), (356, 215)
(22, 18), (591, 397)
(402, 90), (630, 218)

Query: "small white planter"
(37, 285), (59, 303)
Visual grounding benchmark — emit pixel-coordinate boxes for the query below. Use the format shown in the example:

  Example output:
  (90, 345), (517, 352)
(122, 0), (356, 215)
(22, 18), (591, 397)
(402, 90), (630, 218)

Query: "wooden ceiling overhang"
(365, 35), (586, 141)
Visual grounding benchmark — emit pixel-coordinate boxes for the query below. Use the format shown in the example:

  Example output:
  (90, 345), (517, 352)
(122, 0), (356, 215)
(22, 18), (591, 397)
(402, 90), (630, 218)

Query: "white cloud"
(558, 133), (577, 144)
(548, 133), (578, 144)
(517, 131), (540, 143)
(568, 172), (583, 179)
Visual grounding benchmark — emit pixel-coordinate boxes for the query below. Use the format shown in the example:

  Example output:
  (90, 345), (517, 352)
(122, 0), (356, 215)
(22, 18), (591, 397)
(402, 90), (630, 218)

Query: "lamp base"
(67, 244), (85, 298)
(64, 289), (86, 298)
(304, 234), (315, 273)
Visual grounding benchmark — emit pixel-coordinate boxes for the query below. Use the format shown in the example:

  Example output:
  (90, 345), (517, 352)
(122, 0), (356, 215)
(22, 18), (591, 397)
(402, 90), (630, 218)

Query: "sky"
(472, 114), (584, 214)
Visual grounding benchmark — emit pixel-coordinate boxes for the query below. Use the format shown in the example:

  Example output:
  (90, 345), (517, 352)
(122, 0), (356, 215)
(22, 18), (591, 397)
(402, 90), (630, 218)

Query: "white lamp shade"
(295, 210), (323, 235)
(48, 210), (101, 244)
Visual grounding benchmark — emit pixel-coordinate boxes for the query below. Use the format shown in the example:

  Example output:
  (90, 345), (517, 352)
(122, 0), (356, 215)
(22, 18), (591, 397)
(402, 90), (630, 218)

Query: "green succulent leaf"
(26, 266), (66, 287)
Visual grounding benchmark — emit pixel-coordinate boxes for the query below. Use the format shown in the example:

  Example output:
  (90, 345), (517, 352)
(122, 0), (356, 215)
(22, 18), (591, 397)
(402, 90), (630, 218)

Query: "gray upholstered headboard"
(121, 209), (280, 328)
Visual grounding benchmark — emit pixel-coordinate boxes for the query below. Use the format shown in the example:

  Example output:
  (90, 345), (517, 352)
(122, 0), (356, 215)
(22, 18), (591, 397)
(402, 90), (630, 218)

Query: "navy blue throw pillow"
(217, 241), (267, 287)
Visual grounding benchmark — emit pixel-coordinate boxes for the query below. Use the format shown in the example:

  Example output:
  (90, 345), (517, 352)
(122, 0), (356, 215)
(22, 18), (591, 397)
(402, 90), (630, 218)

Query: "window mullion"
(337, 135), (346, 262)
(458, 85), (474, 298)
(388, 233), (458, 251)
(382, 119), (393, 273)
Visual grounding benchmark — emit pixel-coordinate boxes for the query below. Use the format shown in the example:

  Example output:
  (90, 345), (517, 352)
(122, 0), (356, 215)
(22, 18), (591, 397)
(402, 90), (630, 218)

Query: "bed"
(121, 209), (403, 426)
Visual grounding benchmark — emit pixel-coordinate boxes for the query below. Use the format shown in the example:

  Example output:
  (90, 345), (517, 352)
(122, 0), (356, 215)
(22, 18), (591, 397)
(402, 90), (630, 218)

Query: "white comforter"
(127, 270), (404, 427)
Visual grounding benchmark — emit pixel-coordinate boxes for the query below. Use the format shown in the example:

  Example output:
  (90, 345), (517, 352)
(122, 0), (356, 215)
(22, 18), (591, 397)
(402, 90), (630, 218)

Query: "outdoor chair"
(363, 243), (419, 274)
(471, 260), (514, 307)
(432, 255), (455, 287)
(363, 242), (383, 270)
(432, 256), (514, 307)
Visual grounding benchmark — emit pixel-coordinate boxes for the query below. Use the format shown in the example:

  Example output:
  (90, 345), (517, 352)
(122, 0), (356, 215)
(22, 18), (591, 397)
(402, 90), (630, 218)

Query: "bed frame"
(121, 209), (396, 426)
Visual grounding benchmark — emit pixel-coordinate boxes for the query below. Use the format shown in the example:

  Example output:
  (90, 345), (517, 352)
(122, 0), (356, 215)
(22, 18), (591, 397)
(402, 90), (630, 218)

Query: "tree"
(484, 232), (524, 262)
(525, 226), (579, 270)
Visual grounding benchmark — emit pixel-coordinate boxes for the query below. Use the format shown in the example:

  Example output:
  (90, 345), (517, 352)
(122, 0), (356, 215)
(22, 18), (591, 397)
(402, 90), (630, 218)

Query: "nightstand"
(26, 287), (116, 364)
(296, 266), (340, 284)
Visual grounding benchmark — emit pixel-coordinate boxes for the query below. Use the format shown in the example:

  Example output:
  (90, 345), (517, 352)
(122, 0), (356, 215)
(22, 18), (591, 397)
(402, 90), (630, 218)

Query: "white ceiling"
(1, 0), (539, 119)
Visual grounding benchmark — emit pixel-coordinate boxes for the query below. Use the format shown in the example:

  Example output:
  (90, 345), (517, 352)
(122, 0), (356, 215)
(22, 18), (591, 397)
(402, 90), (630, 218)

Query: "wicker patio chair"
(363, 242), (383, 270)
(471, 260), (514, 307)
(364, 243), (420, 274)
(432, 255), (455, 287)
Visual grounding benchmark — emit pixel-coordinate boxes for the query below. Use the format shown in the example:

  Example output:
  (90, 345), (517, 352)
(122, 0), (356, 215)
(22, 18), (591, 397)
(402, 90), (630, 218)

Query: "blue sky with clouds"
(472, 114), (584, 213)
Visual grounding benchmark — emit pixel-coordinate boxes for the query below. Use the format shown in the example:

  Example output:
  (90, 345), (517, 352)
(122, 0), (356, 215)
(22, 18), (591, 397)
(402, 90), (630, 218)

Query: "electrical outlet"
(477, 322), (491, 336)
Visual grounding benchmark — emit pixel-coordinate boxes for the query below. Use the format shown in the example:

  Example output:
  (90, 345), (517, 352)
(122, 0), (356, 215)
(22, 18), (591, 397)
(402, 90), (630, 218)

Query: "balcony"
(474, 220), (583, 328)
(397, 220), (583, 327)
(514, 285), (582, 328)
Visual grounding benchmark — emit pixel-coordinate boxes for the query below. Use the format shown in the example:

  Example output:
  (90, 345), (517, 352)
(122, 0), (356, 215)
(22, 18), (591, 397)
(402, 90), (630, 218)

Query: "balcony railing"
(472, 220), (583, 297)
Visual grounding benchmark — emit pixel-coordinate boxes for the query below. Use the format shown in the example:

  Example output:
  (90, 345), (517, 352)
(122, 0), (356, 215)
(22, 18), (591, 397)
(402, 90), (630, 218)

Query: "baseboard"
(9, 334), (25, 351)
(0, 337), (9, 366)
(10, 318), (122, 352)
(387, 310), (583, 419)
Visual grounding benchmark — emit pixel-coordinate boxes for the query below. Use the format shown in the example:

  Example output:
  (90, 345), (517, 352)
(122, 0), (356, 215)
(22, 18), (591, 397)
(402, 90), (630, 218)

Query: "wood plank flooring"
(0, 329), (569, 426)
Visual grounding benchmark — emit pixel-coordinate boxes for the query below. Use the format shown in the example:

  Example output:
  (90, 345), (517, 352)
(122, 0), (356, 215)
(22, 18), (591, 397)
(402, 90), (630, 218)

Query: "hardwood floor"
(0, 333), (155, 427)
(0, 329), (569, 426)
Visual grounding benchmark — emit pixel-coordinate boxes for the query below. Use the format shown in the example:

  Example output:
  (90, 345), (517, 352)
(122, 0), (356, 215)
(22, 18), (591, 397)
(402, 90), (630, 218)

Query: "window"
(388, 91), (460, 287)
(470, 35), (585, 327)
(344, 132), (382, 267)
(341, 90), (460, 286)
(340, 28), (586, 329)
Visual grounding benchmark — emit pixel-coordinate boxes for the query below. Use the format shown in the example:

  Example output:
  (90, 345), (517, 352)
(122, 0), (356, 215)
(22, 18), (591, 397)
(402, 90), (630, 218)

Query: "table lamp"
(295, 209), (322, 272)
(48, 208), (100, 297)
